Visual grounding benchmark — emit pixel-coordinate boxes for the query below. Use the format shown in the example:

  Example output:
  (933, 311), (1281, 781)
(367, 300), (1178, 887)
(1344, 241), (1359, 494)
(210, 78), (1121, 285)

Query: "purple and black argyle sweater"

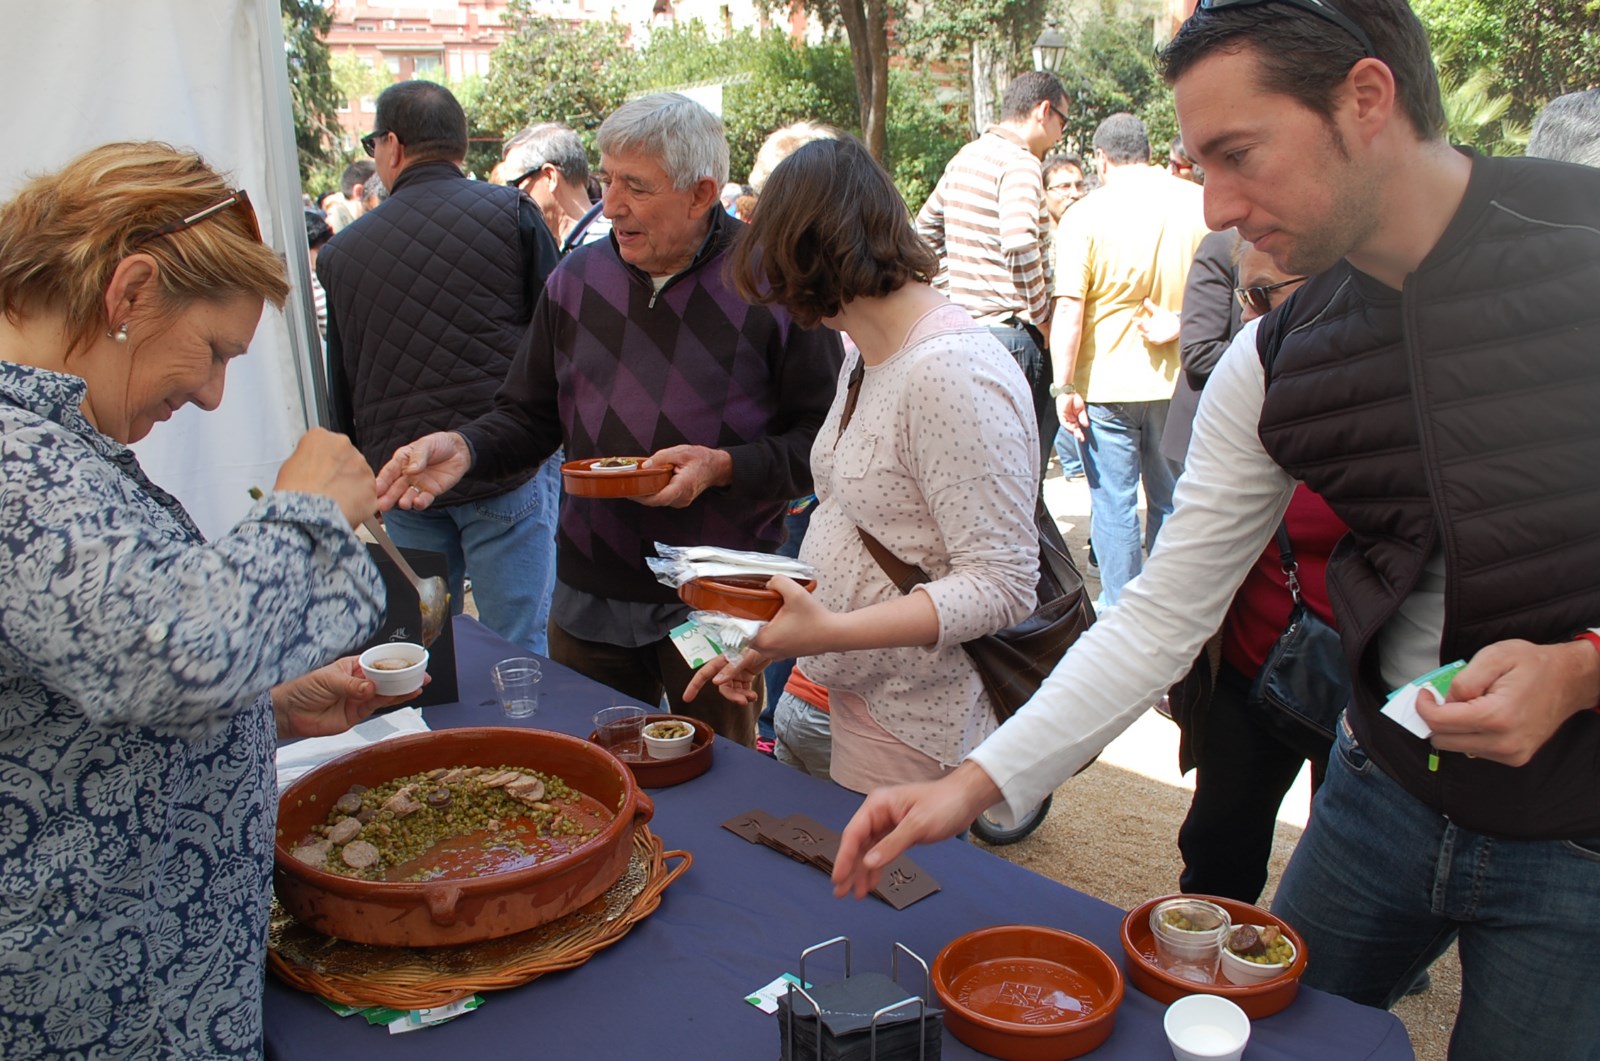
(462, 209), (844, 604)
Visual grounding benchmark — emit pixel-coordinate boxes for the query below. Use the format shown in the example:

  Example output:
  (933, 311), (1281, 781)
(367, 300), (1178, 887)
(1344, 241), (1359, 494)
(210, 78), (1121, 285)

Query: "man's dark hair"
(304, 208), (332, 250)
(1043, 152), (1085, 180)
(1093, 113), (1150, 165)
(1000, 71), (1067, 122)
(374, 80), (469, 163)
(339, 160), (374, 198)
(728, 134), (937, 329)
(1160, 0), (1445, 140)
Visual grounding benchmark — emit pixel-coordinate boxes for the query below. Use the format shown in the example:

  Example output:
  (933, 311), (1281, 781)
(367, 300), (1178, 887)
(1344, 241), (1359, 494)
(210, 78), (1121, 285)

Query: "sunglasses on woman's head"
(1235, 276), (1307, 315)
(130, 189), (263, 248)
(1196, 0), (1376, 58)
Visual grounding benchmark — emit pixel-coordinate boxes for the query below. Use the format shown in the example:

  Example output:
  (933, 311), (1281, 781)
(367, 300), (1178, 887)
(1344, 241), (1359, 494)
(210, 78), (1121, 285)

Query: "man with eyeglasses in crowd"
(916, 71), (1071, 476)
(832, 1), (1600, 1054)
(502, 122), (612, 255)
(319, 80), (563, 656)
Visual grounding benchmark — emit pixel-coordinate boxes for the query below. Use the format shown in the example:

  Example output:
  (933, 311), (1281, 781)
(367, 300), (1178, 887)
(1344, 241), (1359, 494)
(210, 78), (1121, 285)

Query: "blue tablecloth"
(264, 616), (1414, 1060)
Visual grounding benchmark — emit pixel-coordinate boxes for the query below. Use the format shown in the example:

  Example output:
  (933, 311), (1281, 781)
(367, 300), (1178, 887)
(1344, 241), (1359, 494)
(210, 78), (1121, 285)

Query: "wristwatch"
(1049, 383), (1077, 398)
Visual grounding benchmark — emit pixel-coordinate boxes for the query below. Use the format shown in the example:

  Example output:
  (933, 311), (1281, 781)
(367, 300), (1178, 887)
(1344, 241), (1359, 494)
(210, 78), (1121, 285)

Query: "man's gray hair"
(596, 93), (729, 190)
(1527, 89), (1600, 168)
(503, 123), (591, 184)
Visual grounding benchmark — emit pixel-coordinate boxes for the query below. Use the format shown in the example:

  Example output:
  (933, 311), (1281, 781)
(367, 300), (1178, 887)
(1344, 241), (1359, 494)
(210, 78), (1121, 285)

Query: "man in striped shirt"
(916, 70), (1070, 474)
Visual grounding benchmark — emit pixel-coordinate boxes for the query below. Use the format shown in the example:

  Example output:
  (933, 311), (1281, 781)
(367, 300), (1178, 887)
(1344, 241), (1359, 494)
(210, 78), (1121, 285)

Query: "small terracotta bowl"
(358, 642), (428, 696)
(932, 924), (1124, 1061)
(678, 574), (818, 621)
(561, 457), (672, 499)
(1121, 895), (1308, 1020)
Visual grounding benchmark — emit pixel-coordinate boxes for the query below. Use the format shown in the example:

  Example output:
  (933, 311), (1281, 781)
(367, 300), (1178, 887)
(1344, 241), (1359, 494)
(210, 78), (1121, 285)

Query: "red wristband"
(1578, 631), (1600, 713)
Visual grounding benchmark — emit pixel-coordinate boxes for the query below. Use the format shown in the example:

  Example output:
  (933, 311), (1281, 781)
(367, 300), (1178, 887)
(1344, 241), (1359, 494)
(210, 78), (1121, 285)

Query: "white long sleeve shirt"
(969, 319), (1299, 824)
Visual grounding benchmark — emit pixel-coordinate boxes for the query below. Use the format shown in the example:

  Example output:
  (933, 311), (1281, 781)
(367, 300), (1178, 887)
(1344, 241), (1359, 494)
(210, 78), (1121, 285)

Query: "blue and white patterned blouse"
(0, 362), (384, 1058)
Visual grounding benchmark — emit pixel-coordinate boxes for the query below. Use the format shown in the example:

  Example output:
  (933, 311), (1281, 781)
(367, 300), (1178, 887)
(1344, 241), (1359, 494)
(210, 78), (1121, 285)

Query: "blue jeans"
(760, 502), (814, 742)
(382, 455), (560, 655)
(1052, 423), (1085, 478)
(1275, 716), (1600, 1059)
(987, 323), (1057, 476)
(1081, 401), (1177, 605)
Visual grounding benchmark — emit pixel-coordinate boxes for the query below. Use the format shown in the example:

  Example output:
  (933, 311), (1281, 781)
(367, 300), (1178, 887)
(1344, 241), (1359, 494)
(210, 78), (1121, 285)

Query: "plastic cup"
(593, 705), (648, 760)
(1164, 994), (1250, 1061)
(491, 657), (541, 719)
(1149, 898), (1230, 984)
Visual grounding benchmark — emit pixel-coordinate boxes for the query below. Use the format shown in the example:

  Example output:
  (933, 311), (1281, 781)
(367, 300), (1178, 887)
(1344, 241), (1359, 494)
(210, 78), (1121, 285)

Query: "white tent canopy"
(2, 0), (325, 538)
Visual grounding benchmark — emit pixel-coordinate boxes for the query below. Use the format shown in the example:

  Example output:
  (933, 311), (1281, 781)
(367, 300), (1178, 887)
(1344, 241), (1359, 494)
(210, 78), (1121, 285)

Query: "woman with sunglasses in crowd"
(686, 135), (1040, 794)
(0, 142), (410, 1057)
(1165, 239), (1350, 904)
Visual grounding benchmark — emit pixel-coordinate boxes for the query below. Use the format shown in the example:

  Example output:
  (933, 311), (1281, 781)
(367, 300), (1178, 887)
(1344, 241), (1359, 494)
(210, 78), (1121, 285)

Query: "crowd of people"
(1, 0), (1597, 1056)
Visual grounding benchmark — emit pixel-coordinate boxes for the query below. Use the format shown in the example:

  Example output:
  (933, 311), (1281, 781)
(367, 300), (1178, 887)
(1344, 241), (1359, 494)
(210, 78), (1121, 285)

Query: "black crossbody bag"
(1247, 523), (1351, 752)
(836, 357), (1094, 721)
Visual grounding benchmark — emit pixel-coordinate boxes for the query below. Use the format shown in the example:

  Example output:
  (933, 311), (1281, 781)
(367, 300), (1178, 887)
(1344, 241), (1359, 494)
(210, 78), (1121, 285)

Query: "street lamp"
(1033, 20), (1068, 74)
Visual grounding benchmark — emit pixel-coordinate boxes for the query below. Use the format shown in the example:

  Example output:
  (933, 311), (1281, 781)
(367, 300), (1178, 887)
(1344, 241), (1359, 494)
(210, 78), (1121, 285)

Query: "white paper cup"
(358, 643), (428, 696)
(1164, 995), (1250, 1061)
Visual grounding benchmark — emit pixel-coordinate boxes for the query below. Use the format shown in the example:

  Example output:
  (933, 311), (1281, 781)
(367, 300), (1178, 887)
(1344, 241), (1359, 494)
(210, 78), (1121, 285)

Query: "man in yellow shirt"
(1051, 112), (1209, 606)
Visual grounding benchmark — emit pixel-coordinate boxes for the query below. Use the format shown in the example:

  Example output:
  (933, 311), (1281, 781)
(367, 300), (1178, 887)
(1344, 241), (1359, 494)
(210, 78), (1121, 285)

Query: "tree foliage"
(281, 0), (341, 184)
(478, 0), (637, 153)
(1053, 2), (1175, 157)
(898, 0), (1048, 132)
(1416, 0), (1600, 155)
(635, 24), (858, 181)
(886, 67), (970, 214)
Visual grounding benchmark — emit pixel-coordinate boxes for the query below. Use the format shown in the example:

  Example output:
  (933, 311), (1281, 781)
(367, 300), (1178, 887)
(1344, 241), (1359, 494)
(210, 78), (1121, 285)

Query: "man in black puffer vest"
(829, 3), (1600, 1055)
(320, 80), (561, 655)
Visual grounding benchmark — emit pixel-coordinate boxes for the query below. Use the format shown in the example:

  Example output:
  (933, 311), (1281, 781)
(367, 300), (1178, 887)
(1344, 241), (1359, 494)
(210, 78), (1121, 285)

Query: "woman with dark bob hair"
(0, 142), (411, 1056)
(689, 135), (1040, 793)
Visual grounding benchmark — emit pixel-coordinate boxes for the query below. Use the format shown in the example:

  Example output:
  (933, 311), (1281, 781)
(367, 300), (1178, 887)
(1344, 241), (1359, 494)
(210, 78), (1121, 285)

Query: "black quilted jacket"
(319, 160), (559, 504)
(1256, 152), (1600, 839)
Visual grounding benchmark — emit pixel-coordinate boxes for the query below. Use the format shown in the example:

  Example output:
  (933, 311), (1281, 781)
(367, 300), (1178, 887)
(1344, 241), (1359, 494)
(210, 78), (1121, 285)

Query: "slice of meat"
(505, 776), (546, 802)
(326, 817), (362, 845)
(333, 791), (363, 816)
(341, 840), (381, 869)
(291, 839), (332, 867)
(481, 770), (524, 789)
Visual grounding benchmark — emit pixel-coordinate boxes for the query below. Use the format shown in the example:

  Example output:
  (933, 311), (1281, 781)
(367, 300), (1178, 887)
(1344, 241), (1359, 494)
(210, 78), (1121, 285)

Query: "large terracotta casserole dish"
(1120, 894), (1308, 1019)
(275, 727), (654, 947)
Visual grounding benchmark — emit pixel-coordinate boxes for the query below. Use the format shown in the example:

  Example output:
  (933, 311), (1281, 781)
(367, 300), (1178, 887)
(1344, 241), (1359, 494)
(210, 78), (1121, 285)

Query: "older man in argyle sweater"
(376, 94), (843, 744)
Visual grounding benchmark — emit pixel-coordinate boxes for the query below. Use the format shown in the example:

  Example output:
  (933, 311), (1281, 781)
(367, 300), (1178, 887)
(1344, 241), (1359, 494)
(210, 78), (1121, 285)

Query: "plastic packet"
(688, 610), (763, 665)
(648, 542), (818, 589)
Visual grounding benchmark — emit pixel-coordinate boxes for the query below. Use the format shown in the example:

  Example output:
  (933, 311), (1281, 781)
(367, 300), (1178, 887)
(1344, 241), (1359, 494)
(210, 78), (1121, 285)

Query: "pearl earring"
(109, 322), (129, 343)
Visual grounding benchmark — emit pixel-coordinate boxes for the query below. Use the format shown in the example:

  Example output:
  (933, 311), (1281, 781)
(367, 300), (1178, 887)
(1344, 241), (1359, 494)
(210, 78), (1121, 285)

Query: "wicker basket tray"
(267, 827), (690, 1009)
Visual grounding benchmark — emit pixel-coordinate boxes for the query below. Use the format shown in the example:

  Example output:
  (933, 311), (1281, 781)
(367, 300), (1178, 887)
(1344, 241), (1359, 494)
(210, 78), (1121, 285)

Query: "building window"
(414, 54), (441, 76)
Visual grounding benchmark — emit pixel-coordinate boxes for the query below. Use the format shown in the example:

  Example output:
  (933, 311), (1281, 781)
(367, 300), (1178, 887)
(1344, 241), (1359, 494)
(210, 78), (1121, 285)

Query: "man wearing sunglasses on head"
(833, 2), (1600, 1055)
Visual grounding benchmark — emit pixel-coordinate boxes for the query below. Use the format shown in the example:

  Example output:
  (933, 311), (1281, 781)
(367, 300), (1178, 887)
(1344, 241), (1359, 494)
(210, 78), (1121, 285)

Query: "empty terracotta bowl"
(1121, 895), (1308, 1019)
(932, 924), (1124, 1061)
(275, 727), (653, 947)
(561, 457), (673, 498)
(677, 574), (818, 621)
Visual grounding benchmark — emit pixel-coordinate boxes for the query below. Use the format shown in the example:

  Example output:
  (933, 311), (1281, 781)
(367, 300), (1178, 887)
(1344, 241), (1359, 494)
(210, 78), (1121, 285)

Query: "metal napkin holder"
(781, 935), (937, 1061)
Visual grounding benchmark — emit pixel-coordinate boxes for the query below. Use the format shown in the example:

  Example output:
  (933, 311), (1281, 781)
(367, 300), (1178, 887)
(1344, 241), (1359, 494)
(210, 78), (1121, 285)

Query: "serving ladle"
(362, 516), (450, 647)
